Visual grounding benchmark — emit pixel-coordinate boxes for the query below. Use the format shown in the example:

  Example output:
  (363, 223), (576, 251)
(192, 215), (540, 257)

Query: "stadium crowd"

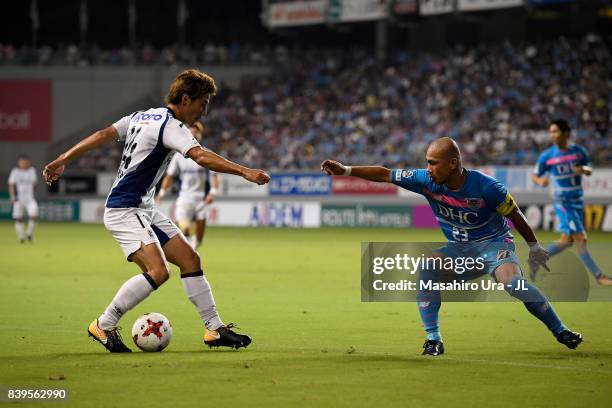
(0, 42), (277, 66)
(33, 36), (610, 171)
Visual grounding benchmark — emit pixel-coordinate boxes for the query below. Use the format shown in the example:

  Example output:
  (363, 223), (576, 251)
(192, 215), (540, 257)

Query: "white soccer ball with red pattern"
(131, 313), (172, 352)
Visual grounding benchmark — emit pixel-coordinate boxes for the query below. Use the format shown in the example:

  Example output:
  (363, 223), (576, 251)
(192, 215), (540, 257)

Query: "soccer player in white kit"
(8, 154), (38, 243)
(156, 122), (219, 249)
(43, 69), (270, 352)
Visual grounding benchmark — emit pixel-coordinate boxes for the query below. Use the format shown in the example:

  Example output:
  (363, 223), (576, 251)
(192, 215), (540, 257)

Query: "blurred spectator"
(6, 36), (610, 170)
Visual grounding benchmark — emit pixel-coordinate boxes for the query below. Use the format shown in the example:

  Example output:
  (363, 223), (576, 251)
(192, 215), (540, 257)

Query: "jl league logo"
(466, 198), (483, 210)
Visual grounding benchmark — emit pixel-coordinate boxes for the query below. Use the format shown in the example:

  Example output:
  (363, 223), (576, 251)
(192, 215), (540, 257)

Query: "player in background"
(322, 137), (582, 356)
(156, 122), (220, 250)
(8, 154), (38, 243)
(43, 69), (270, 353)
(531, 119), (612, 285)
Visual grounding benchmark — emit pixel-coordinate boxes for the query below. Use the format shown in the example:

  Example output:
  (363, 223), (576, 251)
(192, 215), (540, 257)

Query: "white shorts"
(13, 200), (38, 219)
(175, 196), (208, 222)
(104, 207), (181, 261)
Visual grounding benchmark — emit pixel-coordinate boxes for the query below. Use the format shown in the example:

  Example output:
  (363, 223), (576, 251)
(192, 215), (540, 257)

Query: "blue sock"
(546, 242), (570, 257)
(505, 275), (567, 336)
(578, 250), (603, 279)
(417, 267), (442, 341)
(417, 295), (441, 341)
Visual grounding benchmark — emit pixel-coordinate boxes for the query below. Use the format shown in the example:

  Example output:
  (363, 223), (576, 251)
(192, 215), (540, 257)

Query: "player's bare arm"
(205, 173), (220, 205)
(8, 183), (16, 203)
(506, 206), (550, 272)
(573, 165), (593, 176)
(321, 160), (392, 183)
(187, 146), (270, 185)
(531, 173), (549, 187)
(156, 174), (175, 202)
(43, 126), (119, 185)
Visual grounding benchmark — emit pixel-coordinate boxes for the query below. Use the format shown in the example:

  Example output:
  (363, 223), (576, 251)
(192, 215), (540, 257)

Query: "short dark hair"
(550, 119), (571, 134)
(165, 69), (217, 105)
(18, 154), (30, 160)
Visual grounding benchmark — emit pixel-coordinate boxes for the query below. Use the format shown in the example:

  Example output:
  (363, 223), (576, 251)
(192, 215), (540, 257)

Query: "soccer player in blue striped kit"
(322, 137), (582, 356)
(531, 119), (612, 285)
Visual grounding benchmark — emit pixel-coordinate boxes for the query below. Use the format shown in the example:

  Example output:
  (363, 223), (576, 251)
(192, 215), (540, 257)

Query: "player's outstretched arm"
(506, 207), (550, 271)
(530, 173), (549, 187)
(8, 183), (16, 203)
(43, 126), (119, 185)
(320, 160), (392, 183)
(187, 146), (270, 185)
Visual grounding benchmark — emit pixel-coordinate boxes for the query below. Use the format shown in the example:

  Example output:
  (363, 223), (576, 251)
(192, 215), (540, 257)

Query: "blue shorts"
(554, 200), (585, 235)
(434, 238), (519, 277)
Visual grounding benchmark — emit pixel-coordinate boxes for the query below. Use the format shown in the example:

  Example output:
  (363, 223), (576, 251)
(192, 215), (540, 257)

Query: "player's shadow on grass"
(326, 354), (437, 365)
(521, 350), (612, 360)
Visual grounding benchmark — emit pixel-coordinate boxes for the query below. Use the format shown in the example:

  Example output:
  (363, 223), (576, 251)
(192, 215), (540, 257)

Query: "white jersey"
(166, 153), (212, 200)
(106, 107), (201, 209)
(8, 167), (37, 203)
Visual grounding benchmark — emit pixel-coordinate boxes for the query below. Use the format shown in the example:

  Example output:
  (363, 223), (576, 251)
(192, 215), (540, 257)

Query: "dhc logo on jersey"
(437, 203), (478, 225)
(555, 163), (575, 175)
(136, 113), (164, 121)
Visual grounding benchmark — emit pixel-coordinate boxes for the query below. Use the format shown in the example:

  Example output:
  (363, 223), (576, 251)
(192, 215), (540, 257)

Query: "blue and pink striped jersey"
(391, 169), (516, 242)
(534, 144), (590, 201)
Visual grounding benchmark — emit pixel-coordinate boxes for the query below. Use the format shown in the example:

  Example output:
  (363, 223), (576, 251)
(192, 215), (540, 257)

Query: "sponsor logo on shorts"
(496, 250), (513, 261)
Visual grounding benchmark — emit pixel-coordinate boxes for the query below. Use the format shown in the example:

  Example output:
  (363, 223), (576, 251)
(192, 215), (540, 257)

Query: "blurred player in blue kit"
(531, 119), (612, 285)
(322, 137), (582, 356)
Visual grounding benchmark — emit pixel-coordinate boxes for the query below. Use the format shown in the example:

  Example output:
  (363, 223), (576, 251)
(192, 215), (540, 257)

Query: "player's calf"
(146, 266), (170, 286)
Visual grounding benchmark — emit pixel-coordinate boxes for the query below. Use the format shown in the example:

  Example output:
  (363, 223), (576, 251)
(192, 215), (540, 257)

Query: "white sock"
(98, 273), (157, 330)
(15, 222), (25, 240)
(27, 220), (36, 237)
(181, 270), (223, 330)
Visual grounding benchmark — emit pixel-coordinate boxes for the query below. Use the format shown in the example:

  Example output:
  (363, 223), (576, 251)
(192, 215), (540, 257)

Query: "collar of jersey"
(165, 106), (177, 118)
(447, 168), (469, 193)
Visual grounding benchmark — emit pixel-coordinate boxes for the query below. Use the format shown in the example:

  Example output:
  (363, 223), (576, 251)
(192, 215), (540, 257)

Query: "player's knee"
(574, 238), (587, 253)
(184, 250), (201, 270)
(494, 263), (520, 286)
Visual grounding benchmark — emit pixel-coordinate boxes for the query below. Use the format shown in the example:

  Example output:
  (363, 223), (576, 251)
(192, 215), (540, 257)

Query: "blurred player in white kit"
(8, 154), (38, 243)
(157, 121), (220, 249)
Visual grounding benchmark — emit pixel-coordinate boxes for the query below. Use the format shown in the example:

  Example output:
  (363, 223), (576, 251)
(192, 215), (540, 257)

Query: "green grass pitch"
(1, 222), (611, 407)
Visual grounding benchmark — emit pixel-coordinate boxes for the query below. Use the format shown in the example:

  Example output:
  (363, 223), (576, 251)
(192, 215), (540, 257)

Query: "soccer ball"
(131, 313), (173, 352)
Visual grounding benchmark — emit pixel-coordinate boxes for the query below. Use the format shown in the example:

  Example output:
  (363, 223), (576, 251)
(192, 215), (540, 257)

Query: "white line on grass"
(277, 346), (612, 374)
